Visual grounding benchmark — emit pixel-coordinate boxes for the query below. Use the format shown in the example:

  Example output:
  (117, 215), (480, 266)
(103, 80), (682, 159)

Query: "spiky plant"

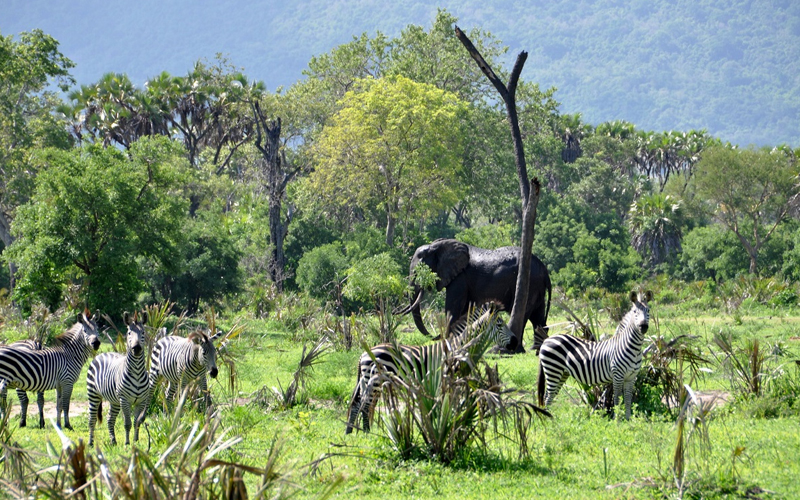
(374, 310), (550, 463)
(253, 335), (331, 411)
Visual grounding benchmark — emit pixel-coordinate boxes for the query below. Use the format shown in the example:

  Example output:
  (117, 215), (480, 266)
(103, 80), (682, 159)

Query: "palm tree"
(628, 193), (683, 267)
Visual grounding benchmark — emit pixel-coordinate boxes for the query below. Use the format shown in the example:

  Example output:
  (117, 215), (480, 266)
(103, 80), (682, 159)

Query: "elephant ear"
(436, 240), (470, 288)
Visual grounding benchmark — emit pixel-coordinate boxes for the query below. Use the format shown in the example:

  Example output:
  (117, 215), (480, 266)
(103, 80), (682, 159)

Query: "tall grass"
(0, 391), (341, 499)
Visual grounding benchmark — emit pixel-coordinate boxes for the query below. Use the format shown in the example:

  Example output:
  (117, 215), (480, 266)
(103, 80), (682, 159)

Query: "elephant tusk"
(395, 289), (424, 315)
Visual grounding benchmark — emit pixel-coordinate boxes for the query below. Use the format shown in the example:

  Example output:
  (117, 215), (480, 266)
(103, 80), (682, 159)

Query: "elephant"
(403, 238), (551, 353)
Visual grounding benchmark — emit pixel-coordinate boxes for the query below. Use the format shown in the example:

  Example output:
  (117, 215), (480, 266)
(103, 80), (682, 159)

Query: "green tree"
(693, 145), (800, 274)
(146, 210), (243, 314)
(627, 193), (683, 267)
(7, 137), (188, 314)
(309, 76), (467, 246)
(0, 29), (74, 287)
(343, 252), (406, 342)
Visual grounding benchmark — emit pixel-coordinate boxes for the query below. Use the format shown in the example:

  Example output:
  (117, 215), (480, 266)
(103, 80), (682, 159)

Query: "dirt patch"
(694, 390), (730, 408)
(5, 397), (90, 421)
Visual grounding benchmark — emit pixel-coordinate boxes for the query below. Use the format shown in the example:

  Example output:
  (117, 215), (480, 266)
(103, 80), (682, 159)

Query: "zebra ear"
(123, 312), (131, 325)
(210, 328), (224, 342)
(629, 290), (638, 303)
(644, 290), (653, 302)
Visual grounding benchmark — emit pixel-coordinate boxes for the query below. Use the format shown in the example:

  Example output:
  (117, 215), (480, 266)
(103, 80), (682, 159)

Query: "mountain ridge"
(5, 0), (799, 146)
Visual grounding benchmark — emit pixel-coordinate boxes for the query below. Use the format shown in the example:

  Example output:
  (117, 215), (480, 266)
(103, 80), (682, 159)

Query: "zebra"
(148, 329), (221, 411)
(345, 307), (515, 434)
(536, 290), (652, 420)
(0, 310), (101, 430)
(86, 313), (150, 446)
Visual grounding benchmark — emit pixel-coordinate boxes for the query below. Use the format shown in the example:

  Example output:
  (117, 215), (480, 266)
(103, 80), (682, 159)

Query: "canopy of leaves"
(7, 137), (189, 313)
(693, 145), (800, 273)
(307, 75), (467, 245)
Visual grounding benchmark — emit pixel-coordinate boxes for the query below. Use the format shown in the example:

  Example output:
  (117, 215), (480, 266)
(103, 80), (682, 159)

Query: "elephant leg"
(444, 289), (468, 337)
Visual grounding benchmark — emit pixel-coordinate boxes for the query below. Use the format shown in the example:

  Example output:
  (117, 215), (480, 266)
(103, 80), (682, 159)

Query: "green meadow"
(2, 299), (799, 499)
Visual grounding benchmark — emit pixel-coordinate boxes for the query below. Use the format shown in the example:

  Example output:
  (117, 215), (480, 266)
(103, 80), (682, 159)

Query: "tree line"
(2, 10), (799, 318)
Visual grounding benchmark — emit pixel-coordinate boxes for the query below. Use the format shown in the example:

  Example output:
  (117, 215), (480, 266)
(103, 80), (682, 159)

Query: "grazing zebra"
(149, 329), (221, 411)
(345, 308), (515, 434)
(0, 311), (101, 429)
(86, 313), (150, 446)
(537, 290), (652, 420)
(6, 340), (46, 428)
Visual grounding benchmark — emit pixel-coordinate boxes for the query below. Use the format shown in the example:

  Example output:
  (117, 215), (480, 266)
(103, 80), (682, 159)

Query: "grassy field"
(2, 301), (800, 499)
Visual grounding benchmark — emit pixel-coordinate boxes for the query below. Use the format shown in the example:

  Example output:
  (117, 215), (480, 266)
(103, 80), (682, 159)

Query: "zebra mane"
(187, 330), (210, 343)
(51, 321), (87, 347)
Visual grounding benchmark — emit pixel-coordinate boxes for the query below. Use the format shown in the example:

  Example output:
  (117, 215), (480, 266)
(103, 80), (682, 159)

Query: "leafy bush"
(678, 225), (749, 281)
(296, 242), (348, 301)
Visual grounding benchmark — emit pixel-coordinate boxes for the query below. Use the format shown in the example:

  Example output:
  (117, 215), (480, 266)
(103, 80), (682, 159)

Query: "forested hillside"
(5, 0), (800, 146)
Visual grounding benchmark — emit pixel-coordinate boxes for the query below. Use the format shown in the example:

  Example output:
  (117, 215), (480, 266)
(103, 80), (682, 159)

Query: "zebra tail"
(98, 400), (103, 424)
(537, 360), (546, 407)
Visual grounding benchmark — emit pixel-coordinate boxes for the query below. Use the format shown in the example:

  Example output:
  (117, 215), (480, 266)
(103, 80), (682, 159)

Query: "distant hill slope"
(5, 0), (799, 146)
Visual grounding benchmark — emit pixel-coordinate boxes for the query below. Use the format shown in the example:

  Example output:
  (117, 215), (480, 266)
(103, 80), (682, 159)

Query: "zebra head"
(123, 311), (147, 357)
(189, 329), (219, 379)
(79, 309), (101, 351)
(627, 290), (653, 334)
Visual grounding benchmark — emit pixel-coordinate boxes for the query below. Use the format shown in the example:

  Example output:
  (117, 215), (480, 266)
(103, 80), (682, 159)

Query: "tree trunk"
(456, 27), (539, 350)
(253, 103), (301, 292)
(385, 211), (396, 247)
(0, 214), (17, 290)
(269, 195), (288, 290)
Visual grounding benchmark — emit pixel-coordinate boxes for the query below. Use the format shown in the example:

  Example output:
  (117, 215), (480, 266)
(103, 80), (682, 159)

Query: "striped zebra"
(86, 313), (150, 446)
(148, 329), (221, 411)
(537, 290), (652, 420)
(0, 310), (101, 430)
(345, 308), (515, 434)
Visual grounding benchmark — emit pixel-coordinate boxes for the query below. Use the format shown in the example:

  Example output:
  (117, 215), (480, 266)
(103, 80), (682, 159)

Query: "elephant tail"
(537, 357), (546, 407)
(544, 275), (552, 325)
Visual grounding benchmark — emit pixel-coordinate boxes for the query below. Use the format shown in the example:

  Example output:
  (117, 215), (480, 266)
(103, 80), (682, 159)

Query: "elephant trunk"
(409, 286), (432, 337)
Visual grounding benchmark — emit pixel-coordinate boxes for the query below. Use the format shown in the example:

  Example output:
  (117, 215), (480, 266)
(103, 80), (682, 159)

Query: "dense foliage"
(0, 11), (799, 322)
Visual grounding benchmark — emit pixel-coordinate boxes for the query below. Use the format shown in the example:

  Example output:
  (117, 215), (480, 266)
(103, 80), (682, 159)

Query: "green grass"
(2, 302), (800, 498)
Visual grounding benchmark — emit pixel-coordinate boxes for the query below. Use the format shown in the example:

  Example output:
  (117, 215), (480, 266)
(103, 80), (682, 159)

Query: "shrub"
(296, 242), (349, 301)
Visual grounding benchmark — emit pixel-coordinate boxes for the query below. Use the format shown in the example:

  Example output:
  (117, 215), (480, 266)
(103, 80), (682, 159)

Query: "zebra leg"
(612, 374), (625, 420)
(165, 381), (177, 411)
(55, 387), (63, 429)
(120, 399), (133, 446)
(37, 391), (45, 429)
(0, 380), (8, 422)
(133, 400), (147, 443)
(345, 382), (362, 435)
(107, 403), (121, 446)
(623, 378), (635, 420)
(197, 375), (206, 412)
(60, 384), (75, 430)
(359, 374), (381, 433)
(87, 390), (101, 447)
(17, 389), (28, 427)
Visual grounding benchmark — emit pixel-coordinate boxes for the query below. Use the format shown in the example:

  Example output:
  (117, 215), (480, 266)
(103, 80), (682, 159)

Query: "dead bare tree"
(252, 102), (303, 291)
(456, 27), (541, 345)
